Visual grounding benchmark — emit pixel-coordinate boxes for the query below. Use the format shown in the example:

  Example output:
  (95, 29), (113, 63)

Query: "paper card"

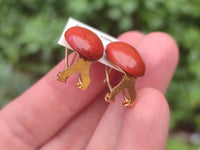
(57, 17), (120, 71)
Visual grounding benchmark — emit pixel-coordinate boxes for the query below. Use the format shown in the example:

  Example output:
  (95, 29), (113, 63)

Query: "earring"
(105, 41), (145, 107)
(57, 26), (104, 90)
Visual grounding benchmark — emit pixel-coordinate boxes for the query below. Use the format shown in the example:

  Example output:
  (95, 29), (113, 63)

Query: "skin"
(0, 31), (179, 150)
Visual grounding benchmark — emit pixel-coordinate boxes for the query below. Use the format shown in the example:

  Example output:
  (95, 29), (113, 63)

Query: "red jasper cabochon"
(106, 41), (145, 77)
(64, 26), (104, 61)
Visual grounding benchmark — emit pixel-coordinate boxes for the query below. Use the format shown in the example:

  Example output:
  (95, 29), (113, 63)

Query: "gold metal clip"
(105, 66), (137, 107)
(57, 49), (92, 90)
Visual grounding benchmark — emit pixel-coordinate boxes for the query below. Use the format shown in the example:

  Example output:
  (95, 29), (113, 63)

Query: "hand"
(0, 31), (179, 150)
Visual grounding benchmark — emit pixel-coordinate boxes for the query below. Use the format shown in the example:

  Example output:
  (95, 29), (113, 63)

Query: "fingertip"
(132, 87), (170, 123)
(140, 32), (179, 68)
(144, 31), (179, 65)
(136, 31), (179, 93)
(133, 87), (170, 146)
(117, 88), (170, 150)
(118, 31), (145, 46)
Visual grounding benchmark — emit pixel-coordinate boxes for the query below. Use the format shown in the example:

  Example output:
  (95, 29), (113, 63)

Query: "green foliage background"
(0, 0), (200, 148)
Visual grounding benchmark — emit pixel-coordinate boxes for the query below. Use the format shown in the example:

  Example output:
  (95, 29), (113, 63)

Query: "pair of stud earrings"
(57, 26), (145, 107)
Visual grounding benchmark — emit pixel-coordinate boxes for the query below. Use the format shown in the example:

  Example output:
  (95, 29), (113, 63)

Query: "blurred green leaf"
(121, 0), (138, 14)
(106, 0), (122, 6)
(107, 7), (122, 20)
(118, 16), (133, 31)
(167, 136), (199, 150)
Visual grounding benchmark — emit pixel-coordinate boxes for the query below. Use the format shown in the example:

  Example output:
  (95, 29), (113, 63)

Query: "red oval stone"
(106, 42), (145, 77)
(64, 26), (104, 61)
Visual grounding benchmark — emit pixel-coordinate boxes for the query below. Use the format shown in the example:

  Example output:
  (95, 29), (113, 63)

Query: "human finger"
(86, 31), (178, 150)
(116, 88), (169, 150)
(0, 53), (109, 149)
(39, 89), (108, 150)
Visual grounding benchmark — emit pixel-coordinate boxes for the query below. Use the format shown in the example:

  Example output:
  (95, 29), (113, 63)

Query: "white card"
(57, 17), (120, 71)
